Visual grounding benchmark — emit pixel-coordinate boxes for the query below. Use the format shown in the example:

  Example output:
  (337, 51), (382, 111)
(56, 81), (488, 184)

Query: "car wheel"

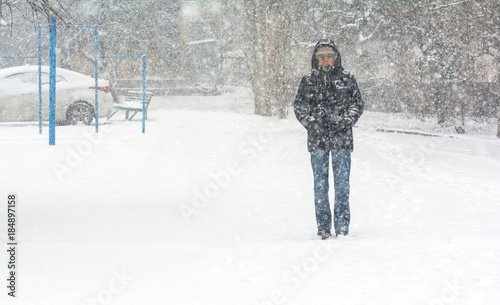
(66, 101), (95, 125)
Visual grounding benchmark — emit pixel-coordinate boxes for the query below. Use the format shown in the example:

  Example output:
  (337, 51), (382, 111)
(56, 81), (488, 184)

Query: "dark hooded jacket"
(294, 38), (364, 152)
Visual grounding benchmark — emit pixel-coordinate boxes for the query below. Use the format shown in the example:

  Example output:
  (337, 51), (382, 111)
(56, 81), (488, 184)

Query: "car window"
(5, 72), (37, 83)
(5, 72), (66, 85)
(40, 72), (66, 85)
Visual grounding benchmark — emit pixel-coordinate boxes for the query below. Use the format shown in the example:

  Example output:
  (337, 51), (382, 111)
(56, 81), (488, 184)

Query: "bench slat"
(108, 91), (153, 121)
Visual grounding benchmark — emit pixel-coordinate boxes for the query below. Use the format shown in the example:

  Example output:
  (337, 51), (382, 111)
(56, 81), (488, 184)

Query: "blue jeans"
(310, 149), (351, 234)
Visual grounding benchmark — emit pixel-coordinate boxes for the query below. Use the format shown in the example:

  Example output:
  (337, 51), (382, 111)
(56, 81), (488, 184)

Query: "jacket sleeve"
(293, 75), (315, 129)
(345, 75), (364, 125)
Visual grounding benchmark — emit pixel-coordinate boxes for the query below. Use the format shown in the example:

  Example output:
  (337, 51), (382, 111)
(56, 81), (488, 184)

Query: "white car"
(0, 65), (113, 125)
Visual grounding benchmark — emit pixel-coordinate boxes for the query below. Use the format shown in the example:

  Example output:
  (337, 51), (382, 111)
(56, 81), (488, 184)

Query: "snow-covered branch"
(358, 20), (384, 43)
(431, 0), (470, 10)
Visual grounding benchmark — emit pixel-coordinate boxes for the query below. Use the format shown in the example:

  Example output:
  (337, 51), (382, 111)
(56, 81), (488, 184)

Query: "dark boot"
(317, 230), (332, 240)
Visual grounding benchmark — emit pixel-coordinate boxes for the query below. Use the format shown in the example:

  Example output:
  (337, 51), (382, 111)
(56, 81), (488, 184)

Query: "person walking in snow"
(293, 38), (364, 240)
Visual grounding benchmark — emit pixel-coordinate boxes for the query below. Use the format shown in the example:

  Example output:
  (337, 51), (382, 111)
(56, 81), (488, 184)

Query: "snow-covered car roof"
(0, 65), (103, 81)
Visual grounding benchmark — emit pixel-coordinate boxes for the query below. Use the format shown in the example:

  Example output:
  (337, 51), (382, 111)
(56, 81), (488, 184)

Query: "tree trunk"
(433, 82), (446, 126)
(245, 0), (271, 116)
(268, 2), (291, 119)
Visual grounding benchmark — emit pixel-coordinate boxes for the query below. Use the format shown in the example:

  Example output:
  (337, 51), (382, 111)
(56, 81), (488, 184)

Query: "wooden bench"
(108, 91), (153, 121)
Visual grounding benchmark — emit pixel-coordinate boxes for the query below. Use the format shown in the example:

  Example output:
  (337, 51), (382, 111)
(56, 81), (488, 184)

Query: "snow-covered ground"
(1, 88), (499, 305)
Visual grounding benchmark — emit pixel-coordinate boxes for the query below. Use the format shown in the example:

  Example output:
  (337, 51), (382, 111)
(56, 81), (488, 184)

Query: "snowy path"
(1, 93), (500, 305)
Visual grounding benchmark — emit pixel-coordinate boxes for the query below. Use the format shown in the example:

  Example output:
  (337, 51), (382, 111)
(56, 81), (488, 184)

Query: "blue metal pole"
(94, 26), (99, 133)
(49, 17), (57, 146)
(38, 27), (42, 135)
(142, 55), (146, 134)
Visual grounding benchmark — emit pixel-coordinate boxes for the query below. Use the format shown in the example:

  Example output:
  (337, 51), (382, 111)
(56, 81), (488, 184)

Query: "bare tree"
(465, 0), (500, 138)
(1, 0), (71, 26)
(242, 0), (271, 116)
(0, 0), (4, 24)
(223, 0), (311, 117)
